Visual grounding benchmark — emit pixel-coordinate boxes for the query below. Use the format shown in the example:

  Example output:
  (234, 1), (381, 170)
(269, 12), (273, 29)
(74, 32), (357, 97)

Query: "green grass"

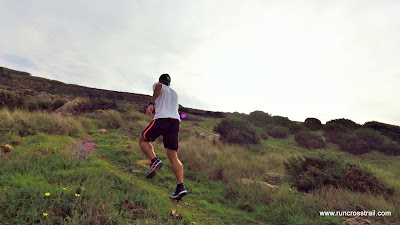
(1, 108), (399, 224)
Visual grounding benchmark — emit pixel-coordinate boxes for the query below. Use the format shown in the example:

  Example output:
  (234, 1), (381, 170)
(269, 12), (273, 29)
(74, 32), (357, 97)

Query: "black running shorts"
(142, 118), (180, 150)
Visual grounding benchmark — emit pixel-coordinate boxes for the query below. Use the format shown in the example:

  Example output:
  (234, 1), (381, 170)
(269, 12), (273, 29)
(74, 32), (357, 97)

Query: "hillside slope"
(1, 66), (400, 224)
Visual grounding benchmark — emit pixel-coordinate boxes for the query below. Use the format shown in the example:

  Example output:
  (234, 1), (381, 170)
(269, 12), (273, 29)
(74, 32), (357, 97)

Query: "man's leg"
(139, 136), (157, 160)
(166, 149), (183, 184)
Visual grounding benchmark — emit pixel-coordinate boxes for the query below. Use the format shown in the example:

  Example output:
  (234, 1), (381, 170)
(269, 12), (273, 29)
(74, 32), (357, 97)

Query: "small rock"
(75, 187), (82, 195)
(240, 178), (280, 190)
(98, 129), (108, 134)
(2, 144), (12, 153)
(11, 140), (21, 146)
(199, 132), (220, 141)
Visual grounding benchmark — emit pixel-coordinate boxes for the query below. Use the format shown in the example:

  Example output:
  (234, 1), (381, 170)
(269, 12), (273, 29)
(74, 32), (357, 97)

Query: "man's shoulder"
(153, 82), (163, 90)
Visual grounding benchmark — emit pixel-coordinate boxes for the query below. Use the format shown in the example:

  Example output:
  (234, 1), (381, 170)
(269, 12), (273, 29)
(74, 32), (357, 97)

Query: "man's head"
(159, 74), (171, 86)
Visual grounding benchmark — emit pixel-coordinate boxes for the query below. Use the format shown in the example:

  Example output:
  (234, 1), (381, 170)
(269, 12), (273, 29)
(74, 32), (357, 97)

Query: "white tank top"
(153, 83), (180, 121)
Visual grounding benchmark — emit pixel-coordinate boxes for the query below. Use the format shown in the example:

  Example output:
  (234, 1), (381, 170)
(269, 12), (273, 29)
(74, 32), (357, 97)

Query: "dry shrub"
(294, 130), (326, 149)
(303, 186), (399, 224)
(92, 110), (123, 129)
(179, 136), (267, 182)
(0, 108), (84, 137)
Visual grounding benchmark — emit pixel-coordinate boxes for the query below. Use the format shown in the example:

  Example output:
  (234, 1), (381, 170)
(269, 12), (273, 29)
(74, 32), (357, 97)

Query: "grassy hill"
(1, 67), (400, 224)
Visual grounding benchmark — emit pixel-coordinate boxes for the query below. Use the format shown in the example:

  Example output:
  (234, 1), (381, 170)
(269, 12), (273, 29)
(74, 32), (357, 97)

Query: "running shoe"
(171, 184), (187, 200)
(145, 158), (163, 179)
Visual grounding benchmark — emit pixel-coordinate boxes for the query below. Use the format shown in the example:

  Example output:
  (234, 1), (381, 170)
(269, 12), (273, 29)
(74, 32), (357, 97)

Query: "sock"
(151, 157), (158, 163)
(177, 183), (184, 188)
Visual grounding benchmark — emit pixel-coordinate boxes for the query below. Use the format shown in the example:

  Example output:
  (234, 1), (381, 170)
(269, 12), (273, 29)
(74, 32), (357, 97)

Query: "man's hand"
(146, 105), (154, 117)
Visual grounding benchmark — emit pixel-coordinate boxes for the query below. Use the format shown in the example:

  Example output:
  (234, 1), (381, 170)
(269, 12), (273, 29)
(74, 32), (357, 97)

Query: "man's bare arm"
(150, 83), (163, 103)
(146, 83), (163, 116)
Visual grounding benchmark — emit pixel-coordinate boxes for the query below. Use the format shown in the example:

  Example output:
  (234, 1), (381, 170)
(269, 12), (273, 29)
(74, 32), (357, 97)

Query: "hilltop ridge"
(0, 66), (223, 117)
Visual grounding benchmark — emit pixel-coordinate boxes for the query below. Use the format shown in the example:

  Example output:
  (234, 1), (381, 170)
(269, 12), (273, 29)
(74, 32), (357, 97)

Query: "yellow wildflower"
(43, 212), (48, 217)
(63, 188), (67, 191)
(75, 193), (80, 197)
(44, 192), (51, 196)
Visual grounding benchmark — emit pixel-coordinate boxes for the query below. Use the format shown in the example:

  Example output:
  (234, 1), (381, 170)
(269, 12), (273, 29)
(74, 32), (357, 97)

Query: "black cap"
(159, 74), (171, 85)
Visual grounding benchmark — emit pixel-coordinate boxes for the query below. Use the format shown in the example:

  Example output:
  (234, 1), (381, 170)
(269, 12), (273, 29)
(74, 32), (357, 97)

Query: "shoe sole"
(146, 161), (162, 179)
(171, 190), (187, 200)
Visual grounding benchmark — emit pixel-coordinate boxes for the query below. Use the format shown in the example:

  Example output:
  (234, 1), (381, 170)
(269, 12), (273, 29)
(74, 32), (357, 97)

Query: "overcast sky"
(1, 0), (399, 125)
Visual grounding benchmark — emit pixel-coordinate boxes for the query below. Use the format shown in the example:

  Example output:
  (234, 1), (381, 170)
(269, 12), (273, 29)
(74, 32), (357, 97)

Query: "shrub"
(247, 111), (272, 128)
(294, 130), (326, 149)
(25, 112), (84, 136)
(122, 110), (149, 122)
(75, 97), (118, 112)
(288, 123), (305, 134)
(37, 99), (52, 110)
(0, 109), (83, 137)
(337, 134), (369, 155)
(25, 99), (39, 112)
(91, 110), (123, 129)
(271, 116), (291, 127)
(304, 118), (323, 131)
(260, 130), (269, 141)
(49, 99), (68, 111)
(379, 142), (400, 156)
(326, 118), (361, 130)
(323, 123), (348, 144)
(205, 111), (226, 118)
(214, 117), (260, 144)
(0, 90), (25, 109)
(354, 128), (385, 150)
(284, 153), (393, 194)
(266, 126), (290, 139)
(364, 121), (400, 144)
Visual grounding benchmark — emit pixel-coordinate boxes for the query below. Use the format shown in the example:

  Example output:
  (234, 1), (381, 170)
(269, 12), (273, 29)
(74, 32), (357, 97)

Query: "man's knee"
(166, 148), (178, 158)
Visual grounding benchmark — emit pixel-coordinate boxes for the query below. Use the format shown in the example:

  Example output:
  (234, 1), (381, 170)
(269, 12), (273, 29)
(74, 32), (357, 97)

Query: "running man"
(139, 74), (187, 200)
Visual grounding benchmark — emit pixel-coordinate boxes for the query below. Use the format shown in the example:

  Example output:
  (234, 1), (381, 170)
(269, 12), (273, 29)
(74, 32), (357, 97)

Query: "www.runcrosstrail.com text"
(319, 210), (391, 217)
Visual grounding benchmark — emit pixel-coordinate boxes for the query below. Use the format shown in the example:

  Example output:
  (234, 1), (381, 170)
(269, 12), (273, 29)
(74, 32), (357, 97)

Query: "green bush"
(326, 118), (361, 130)
(379, 142), (400, 156)
(266, 126), (290, 139)
(37, 99), (52, 110)
(0, 109), (84, 137)
(294, 130), (326, 149)
(284, 153), (393, 194)
(91, 110), (123, 129)
(288, 123), (305, 134)
(25, 112), (84, 136)
(354, 128), (385, 151)
(304, 118), (323, 131)
(364, 121), (400, 144)
(323, 123), (348, 144)
(205, 111), (226, 118)
(260, 130), (269, 140)
(214, 117), (260, 144)
(0, 90), (25, 109)
(25, 99), (39, 112)
(338, 134), (369, 155)
(49, 99), (68, 111)
(75, 97), (118, 113)
(271, 116), (291, 127)
(247, 111), (272, 128)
